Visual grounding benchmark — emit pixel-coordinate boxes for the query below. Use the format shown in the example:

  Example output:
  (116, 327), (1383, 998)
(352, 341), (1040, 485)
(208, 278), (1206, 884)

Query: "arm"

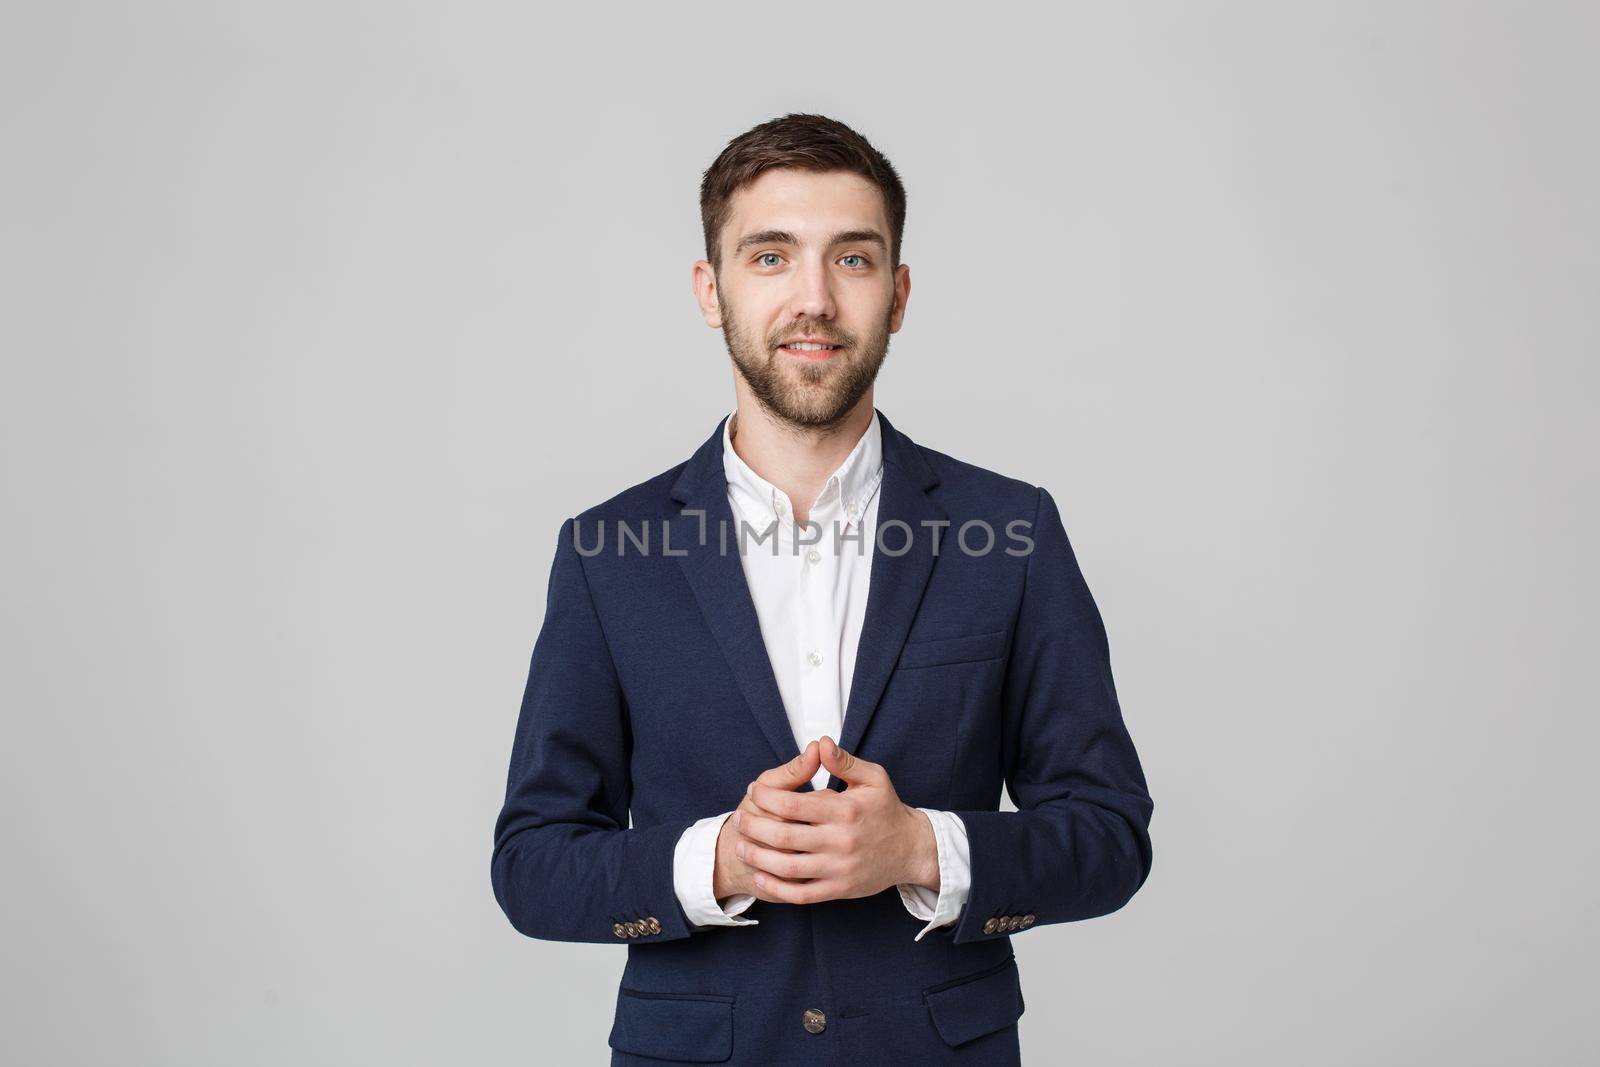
(674, 811), (758, 928)
(897, 808), (971, 941)
(490, 517), (700, 944)
(948, 487), (1154, 944)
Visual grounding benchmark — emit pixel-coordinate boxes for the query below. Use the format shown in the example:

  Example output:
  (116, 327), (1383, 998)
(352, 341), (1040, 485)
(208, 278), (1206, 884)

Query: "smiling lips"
(777, 338), (845, 360)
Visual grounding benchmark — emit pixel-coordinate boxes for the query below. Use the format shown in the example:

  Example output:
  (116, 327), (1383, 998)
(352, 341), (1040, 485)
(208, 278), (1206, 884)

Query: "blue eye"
(757, 253), (783, 268)
(840, 254), (866, 268)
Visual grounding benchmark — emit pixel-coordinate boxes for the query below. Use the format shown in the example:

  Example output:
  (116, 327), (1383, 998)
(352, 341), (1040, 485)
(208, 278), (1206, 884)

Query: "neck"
(729, 394), (874, 526)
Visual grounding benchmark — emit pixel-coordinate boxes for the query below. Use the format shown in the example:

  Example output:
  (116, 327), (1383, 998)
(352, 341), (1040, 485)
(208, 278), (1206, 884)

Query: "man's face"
(695, 168), (910, 430)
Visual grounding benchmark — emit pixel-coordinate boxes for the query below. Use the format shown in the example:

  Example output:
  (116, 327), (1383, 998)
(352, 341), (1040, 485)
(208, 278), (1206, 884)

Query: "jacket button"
(803, 1008), (827, 1034)
(983, 918), (999, 935)
(644, 916), (662, 935)
(628, 921), (644, 937)
(1021, 913), (1036, 928)
(612, 923), (628, 939)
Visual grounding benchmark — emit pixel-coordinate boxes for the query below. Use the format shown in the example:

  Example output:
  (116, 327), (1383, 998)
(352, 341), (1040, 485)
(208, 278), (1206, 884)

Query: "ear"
(692, 259), (723, 328)
(888, 262), (911, 333)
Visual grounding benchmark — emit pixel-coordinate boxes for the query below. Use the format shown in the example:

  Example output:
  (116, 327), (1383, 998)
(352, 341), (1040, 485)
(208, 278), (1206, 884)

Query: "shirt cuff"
(673, 810), (758, 929)
(896, 808), (972, 941)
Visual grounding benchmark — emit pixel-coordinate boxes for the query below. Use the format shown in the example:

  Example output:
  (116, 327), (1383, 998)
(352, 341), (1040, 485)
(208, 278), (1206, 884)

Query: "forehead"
(723, 169), (889, 248)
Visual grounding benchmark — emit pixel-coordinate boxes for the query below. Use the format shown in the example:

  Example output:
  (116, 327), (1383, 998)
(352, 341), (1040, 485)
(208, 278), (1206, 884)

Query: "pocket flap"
(897, 629), (1009, 669)
(607, 988), (734, 1063)
(923, 955), (1025, 1048)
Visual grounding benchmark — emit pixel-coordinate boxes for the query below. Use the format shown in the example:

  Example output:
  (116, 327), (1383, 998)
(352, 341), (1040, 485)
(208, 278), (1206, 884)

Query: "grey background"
(3, 2), (1595, 1064)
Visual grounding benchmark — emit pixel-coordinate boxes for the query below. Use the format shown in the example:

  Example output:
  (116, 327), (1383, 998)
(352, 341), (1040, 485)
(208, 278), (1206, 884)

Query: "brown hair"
(699, 113), (907, 272)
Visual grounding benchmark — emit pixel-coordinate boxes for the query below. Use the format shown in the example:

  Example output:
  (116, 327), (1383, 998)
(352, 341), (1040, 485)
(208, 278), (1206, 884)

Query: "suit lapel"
(668, 416), (805, 775)
(831, 409), (945, 784)
(667, 408), (945, 789)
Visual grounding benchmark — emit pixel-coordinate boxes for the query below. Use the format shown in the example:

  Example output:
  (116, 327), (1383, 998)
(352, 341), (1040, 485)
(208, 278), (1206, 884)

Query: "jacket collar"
(671, 405), (937, 507)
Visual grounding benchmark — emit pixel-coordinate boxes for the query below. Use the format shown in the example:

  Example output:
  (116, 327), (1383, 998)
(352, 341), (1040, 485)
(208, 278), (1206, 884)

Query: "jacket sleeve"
(947, 486), (1155, 944)
(491, 517), (701, 944)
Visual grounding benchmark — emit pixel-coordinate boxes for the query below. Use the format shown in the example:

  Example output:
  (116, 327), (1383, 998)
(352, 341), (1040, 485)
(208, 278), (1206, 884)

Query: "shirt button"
(807, 650), (823, 667)
(802, 1008), (827, 1034)
(806, 548), (821, 564)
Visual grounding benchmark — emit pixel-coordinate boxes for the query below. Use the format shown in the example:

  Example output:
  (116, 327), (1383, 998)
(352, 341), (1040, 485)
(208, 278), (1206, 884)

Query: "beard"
(718, 291), (894, 431)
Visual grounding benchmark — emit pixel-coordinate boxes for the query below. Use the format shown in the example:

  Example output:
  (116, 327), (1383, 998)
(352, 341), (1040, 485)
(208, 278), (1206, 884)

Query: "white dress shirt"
(671, 407), (972, 941)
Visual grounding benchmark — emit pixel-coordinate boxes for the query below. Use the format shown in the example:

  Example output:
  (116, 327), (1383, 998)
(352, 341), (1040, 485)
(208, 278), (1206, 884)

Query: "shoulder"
(909, 439), (1043, 522)
(569, 461), (686, 528)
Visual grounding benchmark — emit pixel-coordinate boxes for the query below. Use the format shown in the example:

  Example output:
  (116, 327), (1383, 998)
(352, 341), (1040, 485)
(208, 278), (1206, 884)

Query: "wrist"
(712, 810), (741, 900)
(904, 806), (940, 889)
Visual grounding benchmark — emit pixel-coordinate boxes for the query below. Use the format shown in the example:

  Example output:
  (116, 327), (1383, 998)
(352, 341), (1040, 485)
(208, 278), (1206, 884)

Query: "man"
(491, 113), (1154, 1065)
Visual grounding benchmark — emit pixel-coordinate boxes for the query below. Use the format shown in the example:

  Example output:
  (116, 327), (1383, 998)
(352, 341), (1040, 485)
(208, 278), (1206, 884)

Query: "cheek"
(843, 285), (898, 333)
(727, 299), (779, 345)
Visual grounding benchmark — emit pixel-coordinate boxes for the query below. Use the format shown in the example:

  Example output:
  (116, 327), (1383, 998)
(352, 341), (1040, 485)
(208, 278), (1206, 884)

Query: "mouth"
(776, 340), (846, 361)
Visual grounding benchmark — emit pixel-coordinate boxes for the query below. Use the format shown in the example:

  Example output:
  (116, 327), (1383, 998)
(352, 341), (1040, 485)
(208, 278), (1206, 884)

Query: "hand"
(712, 740), (822, 902)
(734, 735), (940, 906)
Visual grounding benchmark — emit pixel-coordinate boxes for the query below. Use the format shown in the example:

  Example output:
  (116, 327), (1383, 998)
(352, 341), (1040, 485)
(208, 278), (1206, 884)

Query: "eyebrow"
(733, 228), (889, 256)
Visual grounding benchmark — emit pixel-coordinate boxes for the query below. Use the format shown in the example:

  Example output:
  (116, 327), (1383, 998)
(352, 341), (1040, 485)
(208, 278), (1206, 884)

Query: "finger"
(738, 810), (828, 853)
(749, 780), (845, 824)
(734, 798), (811, 857)
(739, 741), (819, 820)
(737, 839), (831, 881)
(752, 872), (838, 906)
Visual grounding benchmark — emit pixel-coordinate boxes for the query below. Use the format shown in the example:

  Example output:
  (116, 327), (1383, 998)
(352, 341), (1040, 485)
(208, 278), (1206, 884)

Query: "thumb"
(818, 735), (881, 786)
(770, 738), (821, 790)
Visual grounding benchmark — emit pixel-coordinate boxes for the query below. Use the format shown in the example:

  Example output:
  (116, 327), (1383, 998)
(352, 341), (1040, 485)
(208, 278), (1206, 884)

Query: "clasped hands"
(712, 736), (941, 907)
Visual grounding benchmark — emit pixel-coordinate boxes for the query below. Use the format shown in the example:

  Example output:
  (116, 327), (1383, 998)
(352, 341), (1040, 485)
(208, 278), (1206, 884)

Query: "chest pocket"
(896, 629), (1008, 670)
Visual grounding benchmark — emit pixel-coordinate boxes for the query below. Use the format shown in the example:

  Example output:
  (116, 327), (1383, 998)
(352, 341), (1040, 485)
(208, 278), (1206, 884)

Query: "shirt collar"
(722, 407), (884, 530)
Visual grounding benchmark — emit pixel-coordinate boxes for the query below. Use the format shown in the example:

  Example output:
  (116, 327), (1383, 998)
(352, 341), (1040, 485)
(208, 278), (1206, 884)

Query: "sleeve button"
(983, 918), (999, 935)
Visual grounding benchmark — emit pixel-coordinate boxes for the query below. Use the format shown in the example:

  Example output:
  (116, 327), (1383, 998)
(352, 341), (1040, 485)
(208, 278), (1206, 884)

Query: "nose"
(786, 256), (837, 323)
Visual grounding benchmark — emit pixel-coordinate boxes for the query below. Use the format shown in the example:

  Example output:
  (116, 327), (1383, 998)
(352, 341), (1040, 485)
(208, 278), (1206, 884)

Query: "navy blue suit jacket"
(491, 409), (1154, 1065)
